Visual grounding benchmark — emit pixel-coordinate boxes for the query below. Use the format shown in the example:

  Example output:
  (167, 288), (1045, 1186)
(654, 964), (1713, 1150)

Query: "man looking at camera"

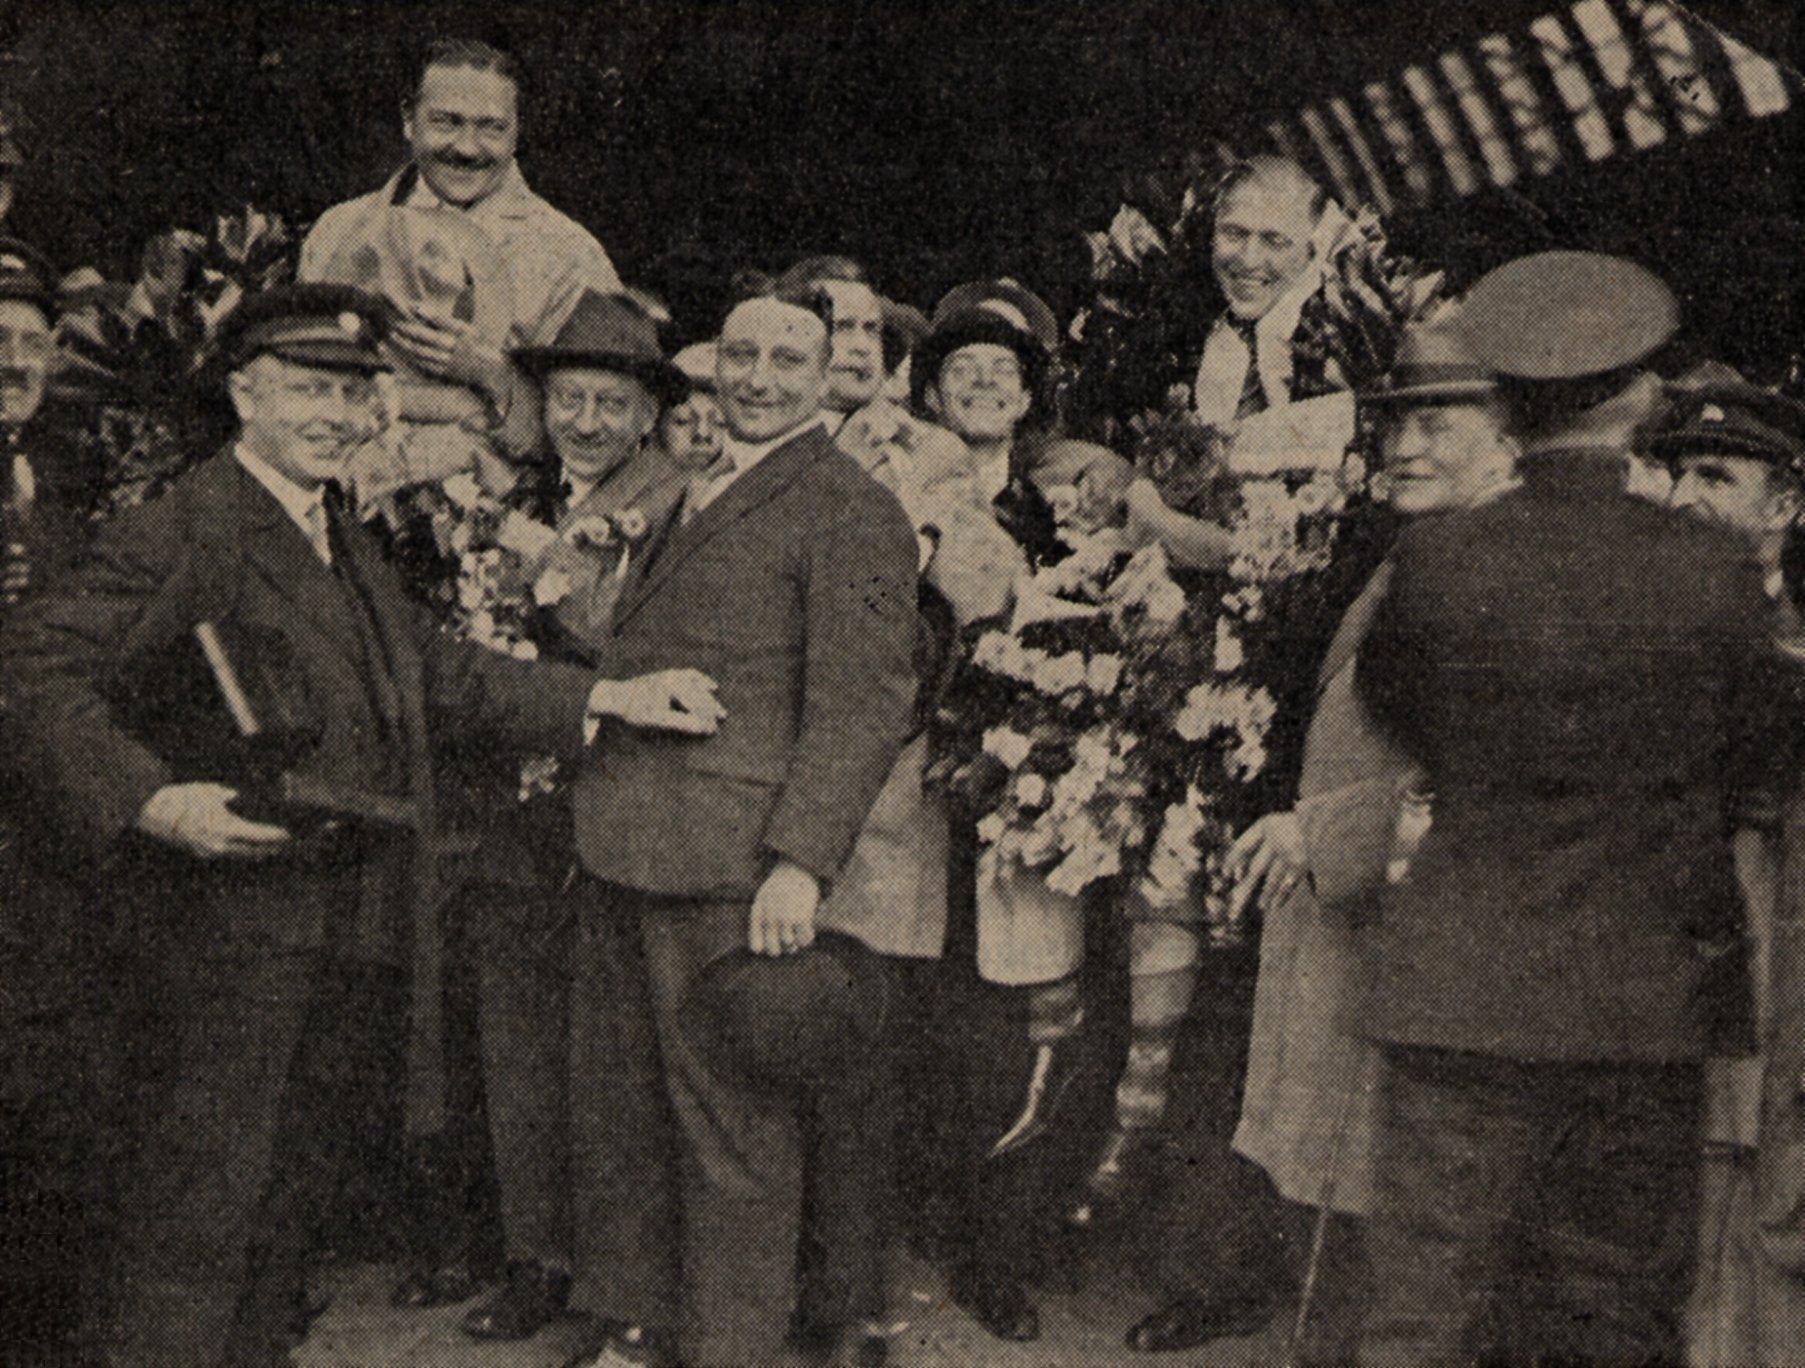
(567, 282), (918, 1367)
(300, 37), (620, 465)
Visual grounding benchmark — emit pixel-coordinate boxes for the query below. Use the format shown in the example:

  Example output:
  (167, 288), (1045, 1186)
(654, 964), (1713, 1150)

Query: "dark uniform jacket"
(573, 423), (917, 924)
(1356, 449), (1801, 1062)
(0, 451), (594, 1120)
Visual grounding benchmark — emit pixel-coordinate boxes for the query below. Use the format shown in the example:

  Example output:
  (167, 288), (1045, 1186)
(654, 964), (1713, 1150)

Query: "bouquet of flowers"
(429, 471), (651, 662)
(930, 458), (1358, 942)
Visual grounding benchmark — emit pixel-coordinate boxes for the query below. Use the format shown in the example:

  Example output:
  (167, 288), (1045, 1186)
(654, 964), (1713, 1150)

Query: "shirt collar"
(234, 443), (326, 534)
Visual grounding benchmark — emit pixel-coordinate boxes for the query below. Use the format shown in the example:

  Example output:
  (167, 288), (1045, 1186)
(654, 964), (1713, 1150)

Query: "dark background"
(1, 0), (1800, 367)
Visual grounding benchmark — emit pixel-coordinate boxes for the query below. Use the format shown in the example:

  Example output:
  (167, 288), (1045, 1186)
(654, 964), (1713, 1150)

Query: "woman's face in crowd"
(1212, 182), (1317, 322)
(404, 63), (519, 208)
(1670, 453), (1799, 543)
(544, 367), (659, 484)
(930, 343), (1031, 444)
(1381, 400), (1515, 515)
(0, 299), (52, 428)
(659, 390), (726, 474)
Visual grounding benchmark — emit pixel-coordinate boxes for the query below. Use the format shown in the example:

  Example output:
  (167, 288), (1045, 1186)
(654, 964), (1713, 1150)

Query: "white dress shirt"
(234, 445), (332, 566)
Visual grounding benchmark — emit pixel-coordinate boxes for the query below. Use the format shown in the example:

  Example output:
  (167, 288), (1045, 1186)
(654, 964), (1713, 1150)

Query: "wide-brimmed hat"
(911, 279), (1058, 412)
(1359, 317), (1497, 407)
(1450, 251), (1677, 383)
(513, 289), (689, 405)
(1652, 376), (1805, 484)
(215, 283), (392, 374)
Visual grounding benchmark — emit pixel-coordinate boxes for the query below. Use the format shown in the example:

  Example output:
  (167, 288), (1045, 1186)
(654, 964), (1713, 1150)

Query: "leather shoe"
(563, 1318), (677, 1367)
(461, 1259), (572, 1341)
(950, 1263), (1039, 1342)
(1126, 1293), (1278, 1351)
(390, 1259), (482, 1309)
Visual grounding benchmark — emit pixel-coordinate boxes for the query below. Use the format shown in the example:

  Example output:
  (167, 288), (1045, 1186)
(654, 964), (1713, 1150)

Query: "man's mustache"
(432, 150), (498, 172)
(0, 367), (37, 387)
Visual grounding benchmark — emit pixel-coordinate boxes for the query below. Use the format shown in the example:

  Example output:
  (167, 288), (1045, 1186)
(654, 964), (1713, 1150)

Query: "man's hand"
(587, 669), (726, 736)
(1227, 810), (1307, 921)
(748, 859), (820, 956)
(136, 782), (291, 859)
(387, 306), (511, 398)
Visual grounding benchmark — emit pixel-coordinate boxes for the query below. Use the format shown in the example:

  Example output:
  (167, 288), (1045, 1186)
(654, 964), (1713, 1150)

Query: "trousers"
(1359, 1044), (1701, 1365)
(625, 890), (893, 1366)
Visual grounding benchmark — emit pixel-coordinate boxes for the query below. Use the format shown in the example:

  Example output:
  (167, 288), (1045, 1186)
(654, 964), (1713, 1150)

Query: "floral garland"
(929, 460), (1356, 941)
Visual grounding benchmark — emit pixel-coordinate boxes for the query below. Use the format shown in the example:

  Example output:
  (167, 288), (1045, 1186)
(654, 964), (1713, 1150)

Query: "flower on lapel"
(616, 507), (649, 541)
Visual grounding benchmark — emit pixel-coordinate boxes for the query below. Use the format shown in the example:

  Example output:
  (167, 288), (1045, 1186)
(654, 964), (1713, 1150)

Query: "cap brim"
(1359, 378), (1499, 406)
(267, 341), (391, 374)
(1651, 426), (1794, 465)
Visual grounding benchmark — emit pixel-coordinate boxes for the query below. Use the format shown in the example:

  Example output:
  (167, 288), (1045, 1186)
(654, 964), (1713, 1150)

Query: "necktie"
(303, 497), (332, 567)
(1231, 318), (1268, 420)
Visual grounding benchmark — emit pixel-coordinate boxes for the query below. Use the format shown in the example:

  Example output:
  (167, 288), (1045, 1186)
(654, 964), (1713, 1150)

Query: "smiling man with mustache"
(300, 38), (621, 463)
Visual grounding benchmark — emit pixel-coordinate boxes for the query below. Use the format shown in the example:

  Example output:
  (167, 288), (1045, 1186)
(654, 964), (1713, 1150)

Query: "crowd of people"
(2, 33), (1805, 1368)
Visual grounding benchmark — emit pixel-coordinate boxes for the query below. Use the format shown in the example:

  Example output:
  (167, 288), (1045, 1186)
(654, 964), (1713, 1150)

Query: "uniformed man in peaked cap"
(1658, 370), (1805, 1362)
(0, 283), (710, 1367)
(1353, 253), (1803, 1364)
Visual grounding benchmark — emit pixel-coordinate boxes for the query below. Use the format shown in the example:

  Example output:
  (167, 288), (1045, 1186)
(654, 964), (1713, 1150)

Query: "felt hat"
(1359, 316), (1498, 406)
(1450, 251), (1678, 382)
(679, 932), (885, 1092)
(215, 282), (391, 373)
(513, 289), (689, 405)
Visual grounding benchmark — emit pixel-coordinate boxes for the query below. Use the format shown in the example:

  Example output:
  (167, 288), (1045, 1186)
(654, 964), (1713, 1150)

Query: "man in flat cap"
(1659, 372), (1805, 1364)
(1353, 253), (1802, 1363)
(0, 283), (699, 1367)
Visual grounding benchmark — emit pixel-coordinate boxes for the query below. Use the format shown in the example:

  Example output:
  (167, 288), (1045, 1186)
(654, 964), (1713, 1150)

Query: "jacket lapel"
(228, 459), (368, 672)
(1315, 559), (1392, 698)
(611, 427), (831, 629)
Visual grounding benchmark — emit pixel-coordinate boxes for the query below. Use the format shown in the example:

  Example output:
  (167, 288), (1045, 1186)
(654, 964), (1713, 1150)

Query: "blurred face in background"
(1379, 398), (1518, 515)
(543, 366), (659, 484)
(404, 63), (519, 208)
(1670, 452), (1800, 547)
(716, 298), (830, 442)
(0, 299), (52, 428)
(820, 280), (885, 413)
(659, 389), (726, 474)
(927, 342), (1032, 445)
(1212, 178), (1318, 322)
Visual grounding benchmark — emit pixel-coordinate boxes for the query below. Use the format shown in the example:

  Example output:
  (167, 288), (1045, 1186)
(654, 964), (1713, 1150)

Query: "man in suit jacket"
(428, 290), (690, 1347)
(1353, 254), (1802, 1364)
(568, 285), (918, 1367)
(0, 285), (638, 1367)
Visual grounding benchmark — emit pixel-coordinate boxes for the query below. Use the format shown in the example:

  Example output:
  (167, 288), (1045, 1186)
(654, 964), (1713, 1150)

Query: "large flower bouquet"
(929, 457), (1359, 942)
